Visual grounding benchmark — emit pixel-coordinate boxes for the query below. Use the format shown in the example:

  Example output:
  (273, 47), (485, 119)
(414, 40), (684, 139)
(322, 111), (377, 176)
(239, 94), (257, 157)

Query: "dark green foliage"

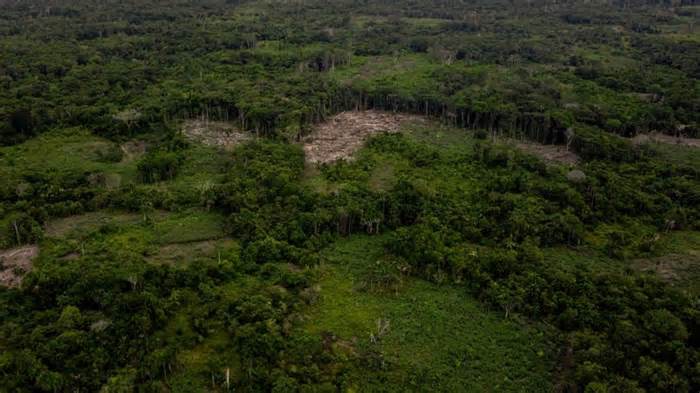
(0, 109), (35, 145)
(0, 0), (696, 145)
(387, 220), (700, 392)
(0, 212), (43, 247)
(137, 150), (183, 183)
(572, 126), (641, 162)
(0, 0), (699, 391)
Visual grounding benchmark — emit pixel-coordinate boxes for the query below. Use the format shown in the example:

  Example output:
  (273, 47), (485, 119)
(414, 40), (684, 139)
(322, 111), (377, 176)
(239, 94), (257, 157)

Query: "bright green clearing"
(304, 235), (554, 392)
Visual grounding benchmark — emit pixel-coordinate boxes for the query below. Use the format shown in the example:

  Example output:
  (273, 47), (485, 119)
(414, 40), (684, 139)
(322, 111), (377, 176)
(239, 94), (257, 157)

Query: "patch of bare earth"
(303, 110), (423, 164)
(631, 133), (700, 148)
(512, 141), (579, 166)
(181, 119), (251, 150)
(0, 245), (38, 288)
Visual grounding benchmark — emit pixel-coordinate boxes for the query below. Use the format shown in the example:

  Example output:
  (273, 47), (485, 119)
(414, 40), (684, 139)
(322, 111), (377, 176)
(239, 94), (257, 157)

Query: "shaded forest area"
(0, 0), (699, 392)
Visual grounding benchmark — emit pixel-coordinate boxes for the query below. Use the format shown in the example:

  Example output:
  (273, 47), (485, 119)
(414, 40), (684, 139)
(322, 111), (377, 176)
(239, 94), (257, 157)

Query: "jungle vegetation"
(0, 0), (699, 392)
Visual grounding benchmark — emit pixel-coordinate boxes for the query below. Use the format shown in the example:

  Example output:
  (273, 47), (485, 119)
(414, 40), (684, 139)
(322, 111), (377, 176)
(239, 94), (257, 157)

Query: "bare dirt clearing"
(510, 140), (579, 165)
(181, 120), (251, 150)
(303, 110), (424, 164)
(0, 245), (38, 288)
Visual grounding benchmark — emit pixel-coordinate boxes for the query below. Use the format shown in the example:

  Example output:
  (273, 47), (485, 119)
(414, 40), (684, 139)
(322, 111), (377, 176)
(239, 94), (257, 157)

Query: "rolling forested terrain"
(0, 0), (699, 391)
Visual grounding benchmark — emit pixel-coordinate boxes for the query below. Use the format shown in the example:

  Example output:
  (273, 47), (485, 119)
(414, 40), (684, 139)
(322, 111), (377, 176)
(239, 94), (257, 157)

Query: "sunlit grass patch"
(153, 211), (226, 244)
(0, 127), (140, 186)
(303, 235), (554, 392)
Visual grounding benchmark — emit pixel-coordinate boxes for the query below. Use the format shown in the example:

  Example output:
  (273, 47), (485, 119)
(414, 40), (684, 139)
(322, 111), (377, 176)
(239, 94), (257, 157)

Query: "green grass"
(631, 231), (700, 296)
(44, 211), (145, 238)
(153, 210), (226, 244)
(302, 119), (480, 195)
(41, 208), (229, 267)
(148, 238), (238, 267)
(0, 127), (231, 203)
(656, 230), (700, 254)
(543, 230), (700, 297)
(648, 142), (700, 168)
(330, 53), (443, 95)
(303, 235), (554, 392)
(302, 164), (341, 195)
(404, 120), (478, 155)
(541, 245), (625, 274)
(0, 128), (139, 185)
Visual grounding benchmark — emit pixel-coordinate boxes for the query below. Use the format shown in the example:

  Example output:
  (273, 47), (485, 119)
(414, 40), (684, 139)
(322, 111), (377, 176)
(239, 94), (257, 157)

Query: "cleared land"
(0, 128), (140, 187)
(44, 211), (144, 238)
(0, 245), (38, 288)
(149, 238), (237, 266)
(303, 110), (424, 163)
(303, 235), (554, 391)
(304, 110), (578, 165)
(181, 119), (251, 150)
(632, 231), (700, 296)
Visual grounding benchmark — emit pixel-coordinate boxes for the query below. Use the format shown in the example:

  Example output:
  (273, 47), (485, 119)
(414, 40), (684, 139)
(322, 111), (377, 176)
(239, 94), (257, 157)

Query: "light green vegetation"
(167, 143), (230, 187)
(44, 211), (144, 238)
(542, 229), (700, 296)
(330, 53), (443, 92)
(645, 141), (700, 167)
(41, 208), (229, 267)
(632, 231), (700, 296)
(153, 210), (226, 244)
(0, 128), (139, 185)
(302, 119), (481, 195)
(304, 235), (554, 392)
(403, 120), (478, 153)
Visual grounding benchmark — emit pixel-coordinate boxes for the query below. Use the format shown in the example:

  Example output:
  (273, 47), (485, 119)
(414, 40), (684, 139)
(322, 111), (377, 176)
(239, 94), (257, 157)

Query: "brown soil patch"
(303, 110), (423, 164)
(0, 245), (38, 288)
(512, 141), (579, 165)
(631, 133), (700, 148)
(181, 120), (251, 150)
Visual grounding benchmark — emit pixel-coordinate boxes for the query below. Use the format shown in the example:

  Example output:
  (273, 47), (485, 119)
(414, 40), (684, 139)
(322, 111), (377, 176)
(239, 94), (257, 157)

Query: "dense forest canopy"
(0, 0), (699, 391)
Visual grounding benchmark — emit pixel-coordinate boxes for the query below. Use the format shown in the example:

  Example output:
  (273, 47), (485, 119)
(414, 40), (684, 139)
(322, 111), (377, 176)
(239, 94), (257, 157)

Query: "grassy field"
(302, 235), (555, 392)
(40, 208), (230, 268)
(631, 231), (700, 296)
(0, 127), (140, 187)
(302, 118), (482, 195)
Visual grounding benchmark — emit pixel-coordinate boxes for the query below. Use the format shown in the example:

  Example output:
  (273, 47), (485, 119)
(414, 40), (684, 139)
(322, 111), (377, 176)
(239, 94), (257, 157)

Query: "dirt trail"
(303, 110), (423, 164)
(181, 119), (251, 150)
(0, 245), (38, 288)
